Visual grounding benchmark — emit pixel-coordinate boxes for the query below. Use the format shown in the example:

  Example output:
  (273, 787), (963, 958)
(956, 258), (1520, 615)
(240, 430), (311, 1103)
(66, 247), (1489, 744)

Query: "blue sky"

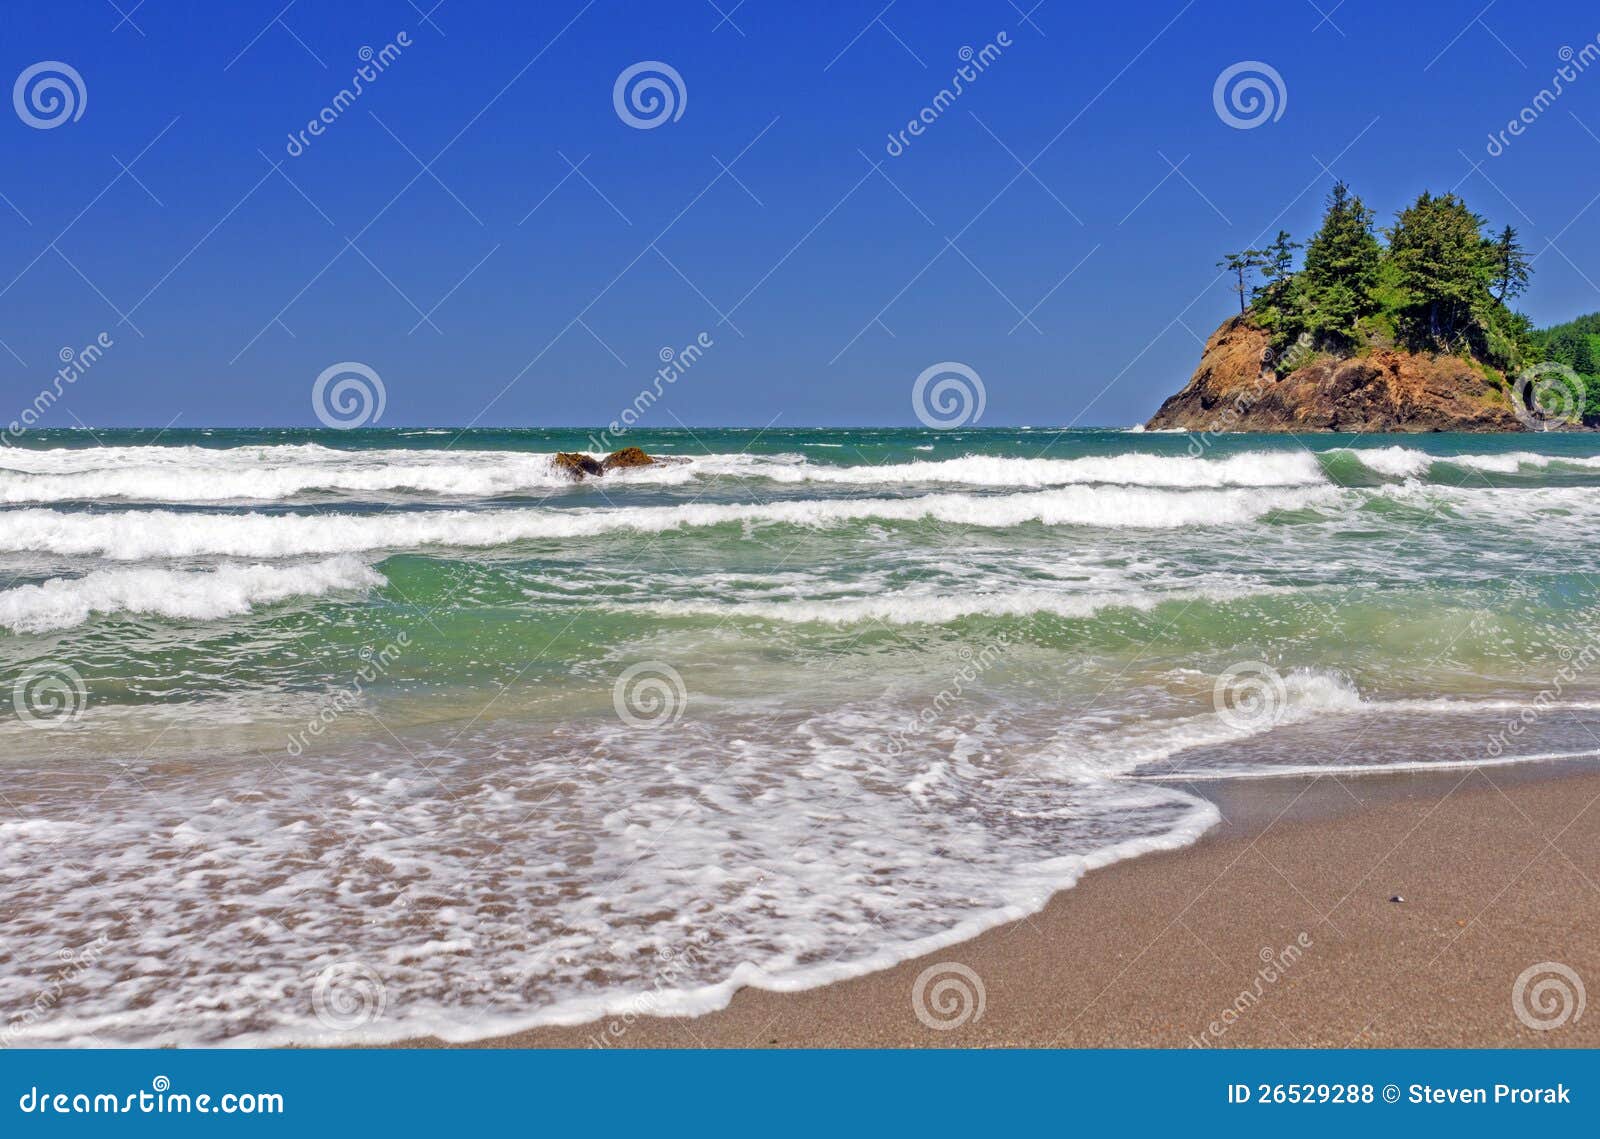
(1, 0), (1598, 428)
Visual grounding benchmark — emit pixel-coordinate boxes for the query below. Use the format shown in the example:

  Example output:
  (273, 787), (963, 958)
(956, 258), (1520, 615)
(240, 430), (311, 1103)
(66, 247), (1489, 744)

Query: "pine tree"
(1489, 224), (1532, 304)
(1254, 230), (1302, 307)
(1217, 249), (1267, 315)
(1386, 191), (1496, 353)
(1296, 182), (1382, 349)
(1550, 326), (1596, 375)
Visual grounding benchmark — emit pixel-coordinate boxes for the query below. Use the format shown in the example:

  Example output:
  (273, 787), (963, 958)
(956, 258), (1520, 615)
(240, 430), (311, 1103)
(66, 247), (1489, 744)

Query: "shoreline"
(402, 761), (1600, 1048)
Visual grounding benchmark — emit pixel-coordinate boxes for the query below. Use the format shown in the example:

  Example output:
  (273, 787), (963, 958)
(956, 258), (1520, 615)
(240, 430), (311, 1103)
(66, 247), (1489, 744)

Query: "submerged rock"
(552, 447), (676, 480)
(600, 446), (656, 471)
(553, 451), (604, 478)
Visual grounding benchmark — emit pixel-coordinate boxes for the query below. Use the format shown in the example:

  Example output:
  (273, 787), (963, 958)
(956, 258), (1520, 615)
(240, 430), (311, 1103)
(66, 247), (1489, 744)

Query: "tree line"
(1219, 183), (1535, 373)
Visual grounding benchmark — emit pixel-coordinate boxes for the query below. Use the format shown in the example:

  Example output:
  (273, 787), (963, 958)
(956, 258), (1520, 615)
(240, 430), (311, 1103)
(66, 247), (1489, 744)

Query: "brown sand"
(411, 764), (1600, 1048)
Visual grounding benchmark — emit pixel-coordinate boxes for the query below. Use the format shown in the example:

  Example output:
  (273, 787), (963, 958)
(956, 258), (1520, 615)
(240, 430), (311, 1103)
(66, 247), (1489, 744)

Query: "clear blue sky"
(2, 0), (1598, 428)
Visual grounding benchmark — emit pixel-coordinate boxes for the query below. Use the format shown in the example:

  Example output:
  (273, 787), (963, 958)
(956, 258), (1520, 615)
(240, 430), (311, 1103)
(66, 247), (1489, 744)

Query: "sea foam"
(0, 557), (383, 632)
(0, 486), (1337, 559)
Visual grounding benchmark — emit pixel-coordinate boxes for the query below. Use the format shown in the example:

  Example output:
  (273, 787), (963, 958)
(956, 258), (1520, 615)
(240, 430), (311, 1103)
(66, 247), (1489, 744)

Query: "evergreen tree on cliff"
(1489, 224), (1532, 304)
(1217, 249), (1266, 315)
(1296, 182), (1381, 350)
(1387, 191), (1496, 355)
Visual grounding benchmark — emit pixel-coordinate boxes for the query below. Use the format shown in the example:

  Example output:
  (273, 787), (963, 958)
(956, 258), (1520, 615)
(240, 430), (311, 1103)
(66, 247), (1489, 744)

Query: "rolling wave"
(630, 584), (1276, 625)
(0, 486), (1335, 558)
(5, 442), (1600, 507)
(0, 557), (383, 633)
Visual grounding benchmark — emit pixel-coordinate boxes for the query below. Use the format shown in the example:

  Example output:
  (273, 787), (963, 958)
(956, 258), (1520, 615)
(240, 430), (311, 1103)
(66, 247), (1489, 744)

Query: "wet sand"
(410, 763), (1600, 1048)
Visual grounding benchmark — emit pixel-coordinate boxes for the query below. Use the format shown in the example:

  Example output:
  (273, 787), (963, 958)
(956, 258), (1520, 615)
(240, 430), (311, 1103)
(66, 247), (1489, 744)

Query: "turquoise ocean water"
(2, 426), (1599, 1044)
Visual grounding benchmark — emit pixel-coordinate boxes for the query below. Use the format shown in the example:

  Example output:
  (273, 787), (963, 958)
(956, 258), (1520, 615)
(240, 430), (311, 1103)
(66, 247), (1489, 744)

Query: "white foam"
(1334, 446), (1435, 478)
(1121, 690), (1600, 781)
(1150, 746), (1600, 782)
(1331, 446), (1600, 480)
(1053, 669), (1365, 778)
(0, 446), (701, 502)
(0, 446), (1337, 504)
(0, 706), (1221, 1046)
(0, 487), (1335, 559)
(719, 450), (1328, 489)
(0, 557), (383, 633)
(633, 584), (1274, 625)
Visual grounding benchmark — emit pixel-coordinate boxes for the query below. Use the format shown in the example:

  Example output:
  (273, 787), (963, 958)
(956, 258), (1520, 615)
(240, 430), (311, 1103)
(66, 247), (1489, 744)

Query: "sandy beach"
(417, 764), (1600, 1049)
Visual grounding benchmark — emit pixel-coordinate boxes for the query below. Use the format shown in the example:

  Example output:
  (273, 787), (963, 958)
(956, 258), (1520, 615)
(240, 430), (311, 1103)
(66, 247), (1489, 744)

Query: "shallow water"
(2, 426), (1598, 1045)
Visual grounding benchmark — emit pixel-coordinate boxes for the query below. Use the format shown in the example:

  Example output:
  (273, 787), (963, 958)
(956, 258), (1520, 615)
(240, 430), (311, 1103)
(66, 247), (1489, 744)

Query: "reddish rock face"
(553, 451), (605, 478)
(600, 446), (656, 471)
(1145, 316), (1526, 433)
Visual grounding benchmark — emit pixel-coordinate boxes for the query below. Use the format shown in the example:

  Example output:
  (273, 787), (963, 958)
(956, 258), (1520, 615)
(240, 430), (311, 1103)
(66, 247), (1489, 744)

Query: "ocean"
(2, 426), (1599, 1045)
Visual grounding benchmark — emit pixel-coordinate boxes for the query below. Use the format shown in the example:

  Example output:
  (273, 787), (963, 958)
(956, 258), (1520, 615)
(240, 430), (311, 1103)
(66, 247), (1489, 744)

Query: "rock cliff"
(1145, 316), (1525, 433)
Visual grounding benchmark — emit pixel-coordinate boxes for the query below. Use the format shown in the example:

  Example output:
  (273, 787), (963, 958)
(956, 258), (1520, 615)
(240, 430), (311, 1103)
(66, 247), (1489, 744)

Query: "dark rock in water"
(601, 446), (656, 471)
(553, 452), (604, 479)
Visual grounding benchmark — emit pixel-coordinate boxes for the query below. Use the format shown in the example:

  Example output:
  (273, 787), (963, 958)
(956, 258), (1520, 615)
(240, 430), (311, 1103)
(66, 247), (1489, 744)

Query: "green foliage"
(1224, 183), (1540, 374)
(1249, 231), (1301, 340)
(1297, 182), (1382, 350)
(1533, 314), (1600, 423)
(1489, 225), (1532, 304)
(1386, 192), (1498, 356)
(1217, 248), (1267, 315)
